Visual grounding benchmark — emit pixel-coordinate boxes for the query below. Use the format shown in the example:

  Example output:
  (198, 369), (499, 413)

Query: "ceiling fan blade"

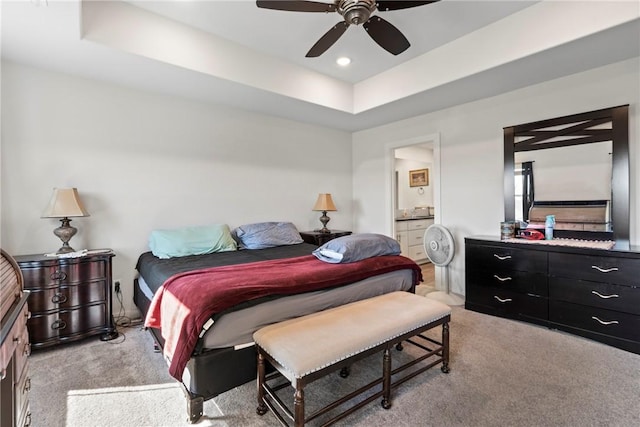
(306, 21), (349, 57)
(375, 1), (439, 12)
(363, 16), (410, 55)
(256, 1), (336, 13)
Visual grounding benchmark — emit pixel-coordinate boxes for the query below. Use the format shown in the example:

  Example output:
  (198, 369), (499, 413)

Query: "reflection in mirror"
(513, 142), (612, 221)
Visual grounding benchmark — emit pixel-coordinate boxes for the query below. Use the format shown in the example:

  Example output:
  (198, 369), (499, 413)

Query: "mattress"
(136, 244), (415, 350)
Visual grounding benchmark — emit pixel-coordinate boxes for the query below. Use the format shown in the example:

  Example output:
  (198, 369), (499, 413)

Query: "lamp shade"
(41, 188), (90, 218)
(312, 193), (337, 212)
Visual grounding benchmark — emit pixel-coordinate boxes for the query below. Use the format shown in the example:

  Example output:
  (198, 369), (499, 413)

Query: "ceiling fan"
(256, 0), (440, 57)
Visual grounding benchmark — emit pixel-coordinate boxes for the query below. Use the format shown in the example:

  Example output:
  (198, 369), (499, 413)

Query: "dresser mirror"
(504, 105), (629, 244)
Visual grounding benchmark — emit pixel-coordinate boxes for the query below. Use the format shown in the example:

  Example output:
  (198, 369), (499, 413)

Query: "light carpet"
(28, 307), (640, 426)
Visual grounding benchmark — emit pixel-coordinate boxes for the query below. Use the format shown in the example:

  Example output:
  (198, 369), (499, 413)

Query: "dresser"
(395, 218), (433, 263)
(15, 251), (118, 349)
(465, 236), (640, 354)
(1, 250), (31, 427)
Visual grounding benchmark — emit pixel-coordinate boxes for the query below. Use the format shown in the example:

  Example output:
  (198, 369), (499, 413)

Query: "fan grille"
(424, 225), (455, 266)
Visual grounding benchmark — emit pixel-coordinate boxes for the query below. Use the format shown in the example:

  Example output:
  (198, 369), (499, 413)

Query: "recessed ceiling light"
(336, 57), (351, 66)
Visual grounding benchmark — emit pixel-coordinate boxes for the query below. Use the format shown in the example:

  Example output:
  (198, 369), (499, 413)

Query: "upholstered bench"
(254, 291), (451, 426)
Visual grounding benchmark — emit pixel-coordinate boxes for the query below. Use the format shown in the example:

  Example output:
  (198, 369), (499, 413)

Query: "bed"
(132, 225), (422, 423)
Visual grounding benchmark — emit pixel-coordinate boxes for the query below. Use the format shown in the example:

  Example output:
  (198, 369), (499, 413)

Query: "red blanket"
(144, 254), (421, 380)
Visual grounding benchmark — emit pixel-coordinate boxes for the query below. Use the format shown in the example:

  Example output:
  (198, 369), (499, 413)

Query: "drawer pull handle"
(24, 377), (31, 393)
(51, 319), (67, 330)
(25, 412), (32, 427)
(591, 316), (619, 326)
(494, 296), (512, 303)
(591, 291), (619, 299)
(591, 266), (619, 273)
(493, 254), (512, 261)
(493, 275), (512, 282)
(51, 292), (68, 304)
(25, 343), (32, 357)
(50, 270), (67, 281)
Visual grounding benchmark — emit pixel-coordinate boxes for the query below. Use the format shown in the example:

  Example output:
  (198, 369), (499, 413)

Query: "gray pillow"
(312, 233), (401, 263)
(233, 222), (303, 249)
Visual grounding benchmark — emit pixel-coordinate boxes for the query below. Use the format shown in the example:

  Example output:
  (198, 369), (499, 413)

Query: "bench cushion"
(253, 291), (451, 379)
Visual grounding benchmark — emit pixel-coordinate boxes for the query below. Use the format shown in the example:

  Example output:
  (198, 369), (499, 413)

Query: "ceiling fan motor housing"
(338, 0), (376, 25)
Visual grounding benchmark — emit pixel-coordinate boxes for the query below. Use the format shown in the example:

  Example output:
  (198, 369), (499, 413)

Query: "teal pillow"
(149, 224), (237, 259)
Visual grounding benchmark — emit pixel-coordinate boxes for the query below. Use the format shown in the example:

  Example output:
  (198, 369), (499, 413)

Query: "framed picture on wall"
(409, 169), (429, 187)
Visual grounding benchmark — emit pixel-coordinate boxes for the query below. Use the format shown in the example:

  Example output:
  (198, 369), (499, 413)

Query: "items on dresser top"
(465, 236), (640, 354)
(15, 251), (118, 349)
(1, 249), (31, 427)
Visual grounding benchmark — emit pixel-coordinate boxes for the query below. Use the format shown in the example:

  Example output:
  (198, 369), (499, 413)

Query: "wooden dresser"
(465, 236), (640, 354)
(1, 250), (31, 427)
(14, 251), (118, 349)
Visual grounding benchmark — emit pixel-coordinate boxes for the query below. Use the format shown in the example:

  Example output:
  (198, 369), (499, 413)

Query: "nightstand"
(299, 230), (352, 246)
(14, 250), (118, 349)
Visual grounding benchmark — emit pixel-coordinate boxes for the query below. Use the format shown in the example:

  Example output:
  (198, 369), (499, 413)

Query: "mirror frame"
(504, 105), (629, 244)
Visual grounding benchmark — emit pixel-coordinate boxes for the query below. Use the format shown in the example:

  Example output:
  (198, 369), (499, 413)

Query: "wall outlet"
(114, 281), (121, 294)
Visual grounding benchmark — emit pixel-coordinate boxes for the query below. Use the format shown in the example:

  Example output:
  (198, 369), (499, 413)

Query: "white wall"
(353, 58), (639, 296)
(0, 61), (353, 318)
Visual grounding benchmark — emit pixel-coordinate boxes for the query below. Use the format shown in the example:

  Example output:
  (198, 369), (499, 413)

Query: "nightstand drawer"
(28, 303), (108, 344)
(27, 280), (107, 313)
(20, 260), (107, 288)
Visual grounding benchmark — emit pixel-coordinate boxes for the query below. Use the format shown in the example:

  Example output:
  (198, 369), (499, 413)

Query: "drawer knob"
(494, 296), (513, 303)
(51, 319), (67, 330)
(493, 254), (512, 261)
(51, 292), (68, 304)
(591, 316), (619, 326)
(591, 266), (619, 273)
(493, 275), (512, 282)
(50, 270), (67, 281)
(591, 291), (619, 299)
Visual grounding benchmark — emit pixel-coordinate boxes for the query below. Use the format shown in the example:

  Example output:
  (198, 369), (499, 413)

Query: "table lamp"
(41, 188), (90, 253)
(312, 193), (337, 233)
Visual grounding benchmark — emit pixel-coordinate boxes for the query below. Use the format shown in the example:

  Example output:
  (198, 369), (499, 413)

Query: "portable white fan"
(423, 224), (464, 306)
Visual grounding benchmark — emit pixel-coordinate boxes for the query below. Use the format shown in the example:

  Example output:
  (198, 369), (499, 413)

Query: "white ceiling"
(2, 1), (639, 131)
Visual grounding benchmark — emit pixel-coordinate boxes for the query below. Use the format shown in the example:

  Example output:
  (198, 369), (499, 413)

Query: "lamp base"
(318, 211), (331, 234)
(53, 217), (78, 254)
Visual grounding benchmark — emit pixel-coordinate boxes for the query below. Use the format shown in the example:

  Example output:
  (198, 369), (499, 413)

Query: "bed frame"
(134, 276), (417, 423)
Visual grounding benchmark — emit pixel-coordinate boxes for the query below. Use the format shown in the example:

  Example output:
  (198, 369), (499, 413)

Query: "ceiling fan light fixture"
(338, 0), (376, 25)
(336, 56), (351, 66)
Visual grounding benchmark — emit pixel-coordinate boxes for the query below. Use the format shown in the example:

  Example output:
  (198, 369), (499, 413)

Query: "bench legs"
(381, 347), (392, 409)
(441, 322), (450, 373)
(294, 389), (305, 427)
(256, 353), (268, 416)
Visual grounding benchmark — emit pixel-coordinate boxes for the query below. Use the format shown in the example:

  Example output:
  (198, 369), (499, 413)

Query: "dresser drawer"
(408, 245), (427, 261)
(550, 300), (640, 342)
(549, 252), (640, 285)
(467, 269), (547, 296)
(15, 363), (30, 426)
(466, 244), (547, 273)
(27, 280), (107, 313)
(549, 277), (640, 315)
(20, 259), (107, 288)
(28, 303), (108, 345)
(407, 229), (425, 246)
(466, 286), (548, 320)
(406, 219), (431, 231)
